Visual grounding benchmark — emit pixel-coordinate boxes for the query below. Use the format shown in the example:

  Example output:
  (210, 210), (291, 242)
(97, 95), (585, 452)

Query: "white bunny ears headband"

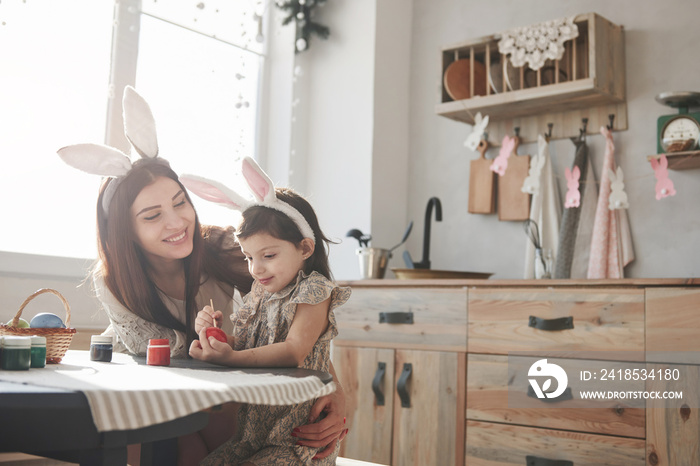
(57, 86), (169, 215)
(180, 157), (315, 244)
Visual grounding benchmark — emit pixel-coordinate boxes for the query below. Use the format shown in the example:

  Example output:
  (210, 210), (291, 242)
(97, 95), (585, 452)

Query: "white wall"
(402, 0), (700, 279)
(265, 0), (413, 280)
(294, 0), (700, 280)
(0, 252), (108, 329)
(283, 0), (379, 280)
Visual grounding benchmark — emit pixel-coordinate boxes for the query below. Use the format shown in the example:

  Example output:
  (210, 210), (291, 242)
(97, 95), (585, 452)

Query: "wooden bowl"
(391, 268), (493, 280)
(443, 59), (487, 101)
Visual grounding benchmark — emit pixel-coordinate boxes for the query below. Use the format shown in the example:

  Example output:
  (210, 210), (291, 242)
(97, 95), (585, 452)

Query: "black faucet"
(412, 197), (442, 269)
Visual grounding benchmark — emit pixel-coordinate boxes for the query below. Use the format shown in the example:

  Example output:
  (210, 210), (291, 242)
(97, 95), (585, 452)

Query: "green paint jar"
(30, 335), (47, 368)
(1, 336), (31, 370)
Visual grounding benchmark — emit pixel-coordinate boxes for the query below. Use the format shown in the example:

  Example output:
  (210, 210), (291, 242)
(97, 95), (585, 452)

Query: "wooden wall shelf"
(436, 13), (627, 145)
(647, 151), (700, 170)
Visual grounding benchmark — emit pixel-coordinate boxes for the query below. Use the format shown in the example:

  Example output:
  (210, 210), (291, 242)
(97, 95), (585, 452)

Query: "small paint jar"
(90, 335), (113, 362)
(147, 338), (170, 366)
(30, 335), (47, 368)
(1, 336), (31, 371)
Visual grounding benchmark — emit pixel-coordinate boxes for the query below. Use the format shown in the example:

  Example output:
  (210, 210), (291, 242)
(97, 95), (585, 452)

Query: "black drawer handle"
(372, 362), (386, 406)
(526, 385), (573, 402)
(397, 363), (412, 408)
(528, 315), (573, 331)
(379, 311), (414, 324)
(526, 455), (573, 466)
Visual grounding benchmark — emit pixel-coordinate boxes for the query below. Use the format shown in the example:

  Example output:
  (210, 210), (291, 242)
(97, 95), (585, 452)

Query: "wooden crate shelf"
(436, 13), (627, 145)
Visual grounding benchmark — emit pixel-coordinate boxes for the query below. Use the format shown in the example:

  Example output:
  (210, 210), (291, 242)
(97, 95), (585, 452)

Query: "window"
(0, 0), (265, 259)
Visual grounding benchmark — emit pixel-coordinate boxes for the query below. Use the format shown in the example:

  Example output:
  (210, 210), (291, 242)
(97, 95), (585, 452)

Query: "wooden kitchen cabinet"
(333, 286), (467, 465)
(334, 279), (700, 466)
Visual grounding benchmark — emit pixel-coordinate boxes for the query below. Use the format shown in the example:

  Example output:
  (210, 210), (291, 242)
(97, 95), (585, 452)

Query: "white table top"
(0, 350), (335, 432)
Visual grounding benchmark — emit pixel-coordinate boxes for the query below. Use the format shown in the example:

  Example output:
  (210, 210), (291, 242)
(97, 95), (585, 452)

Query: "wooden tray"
(391, 268), (493, 280)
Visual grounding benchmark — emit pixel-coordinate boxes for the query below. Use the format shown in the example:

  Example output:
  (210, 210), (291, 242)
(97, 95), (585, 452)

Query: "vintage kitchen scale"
(655, 91), (700, 154)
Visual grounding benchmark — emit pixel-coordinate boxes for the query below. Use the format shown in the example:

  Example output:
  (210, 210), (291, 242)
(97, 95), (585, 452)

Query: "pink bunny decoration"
(650, 154), (677, 200)
(490, 135), (516, 176)
(564, 165), (581, 208)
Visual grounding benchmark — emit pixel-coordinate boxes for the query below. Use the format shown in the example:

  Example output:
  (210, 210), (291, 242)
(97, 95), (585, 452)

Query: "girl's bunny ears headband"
(180, 157), (315, 244)
(57, 86), (169, 216)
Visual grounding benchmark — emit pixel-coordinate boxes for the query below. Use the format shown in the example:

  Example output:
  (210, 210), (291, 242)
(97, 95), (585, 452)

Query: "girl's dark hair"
(95, 158), (252, 346)
(235, 187), (334, 280)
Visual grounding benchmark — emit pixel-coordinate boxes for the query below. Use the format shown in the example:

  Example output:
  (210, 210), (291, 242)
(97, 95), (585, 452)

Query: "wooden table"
(0, 351), (333, 465)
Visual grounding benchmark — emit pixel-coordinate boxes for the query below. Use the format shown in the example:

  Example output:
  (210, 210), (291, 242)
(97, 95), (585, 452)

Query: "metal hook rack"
(579, 118), (589, 138)
(607, 114), (615, 130)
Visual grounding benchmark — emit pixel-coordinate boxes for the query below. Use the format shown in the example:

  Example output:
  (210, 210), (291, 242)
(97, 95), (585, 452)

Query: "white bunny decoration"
(464, 112), (490, 152)
(607, 166), (629, 210)
(57, 86), (166, 214)
(521, 135), (547, 195)
(181, 157), (315, 243)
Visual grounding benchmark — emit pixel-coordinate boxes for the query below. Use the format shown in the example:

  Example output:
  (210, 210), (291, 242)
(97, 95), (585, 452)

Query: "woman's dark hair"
(235, 187), (334, 280)
(95, 158), (252, 345)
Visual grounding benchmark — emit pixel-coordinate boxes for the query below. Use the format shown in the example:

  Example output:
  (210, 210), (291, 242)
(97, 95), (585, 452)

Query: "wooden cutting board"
(468, 139), (496, 214)
(498, 137), (531, 221)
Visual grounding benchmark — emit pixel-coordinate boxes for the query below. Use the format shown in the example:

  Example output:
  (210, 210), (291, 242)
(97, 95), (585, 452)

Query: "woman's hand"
(189, 328), (235, 365)
(292, 387), (348, 460)
(194, 305), (223, 334)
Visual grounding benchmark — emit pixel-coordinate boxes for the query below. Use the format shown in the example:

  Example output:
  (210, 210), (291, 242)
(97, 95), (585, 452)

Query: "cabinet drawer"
(335, 287), (467, 351)
(646, 288), (700, 363)
(468, 288), (644, 358)
(465, 420), (646, 466)
(466, 354), (645, 438)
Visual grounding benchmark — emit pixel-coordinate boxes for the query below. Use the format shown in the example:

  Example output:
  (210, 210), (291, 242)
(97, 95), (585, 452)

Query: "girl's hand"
(292, 391), (347, 460)
(189, 328), (235, 365)
(194, 305), (223, 333)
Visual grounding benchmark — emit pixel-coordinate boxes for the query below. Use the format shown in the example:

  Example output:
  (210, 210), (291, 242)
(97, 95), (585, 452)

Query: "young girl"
(183, 157), (351, 465)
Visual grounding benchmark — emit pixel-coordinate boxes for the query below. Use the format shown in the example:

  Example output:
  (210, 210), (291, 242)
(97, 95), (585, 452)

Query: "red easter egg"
(206, 327), (227, 343)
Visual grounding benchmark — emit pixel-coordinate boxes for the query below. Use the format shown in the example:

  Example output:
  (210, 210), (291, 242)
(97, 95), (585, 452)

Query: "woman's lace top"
(94, 273), (237, 357)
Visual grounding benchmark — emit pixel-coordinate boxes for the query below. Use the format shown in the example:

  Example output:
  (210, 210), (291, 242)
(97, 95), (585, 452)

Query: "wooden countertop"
(337, 278), (700, 288)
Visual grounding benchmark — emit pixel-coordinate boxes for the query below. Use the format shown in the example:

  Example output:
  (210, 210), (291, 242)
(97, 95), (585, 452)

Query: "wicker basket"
(0, 288), (76, 363)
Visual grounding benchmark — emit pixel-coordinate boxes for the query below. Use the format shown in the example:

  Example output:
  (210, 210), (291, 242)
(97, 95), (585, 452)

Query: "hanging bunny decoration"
(520, 136), (546, 195)
(180, 157), (315, 243)
(489, 135), (516, 176)
(564, 165), (581, 208)
(650, 155), (677, 200)
(464, 112), (490, 152)
(57, 86), (168, 215)
(607, 166), (629, 210)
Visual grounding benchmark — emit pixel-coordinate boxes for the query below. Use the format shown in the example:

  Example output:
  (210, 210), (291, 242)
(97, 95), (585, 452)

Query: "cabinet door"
(646, 364), (700, 466)
(333, 345), (395, 465)
(392, 350), (465, 466)
(646, 288), (700, 465)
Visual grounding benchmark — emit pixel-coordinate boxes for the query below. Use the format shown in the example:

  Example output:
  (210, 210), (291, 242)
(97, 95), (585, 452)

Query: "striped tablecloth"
(0, 350), (335, 432)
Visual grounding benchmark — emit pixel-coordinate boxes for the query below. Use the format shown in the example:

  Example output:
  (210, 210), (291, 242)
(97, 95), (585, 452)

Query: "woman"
(58, 86), (347, 465)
